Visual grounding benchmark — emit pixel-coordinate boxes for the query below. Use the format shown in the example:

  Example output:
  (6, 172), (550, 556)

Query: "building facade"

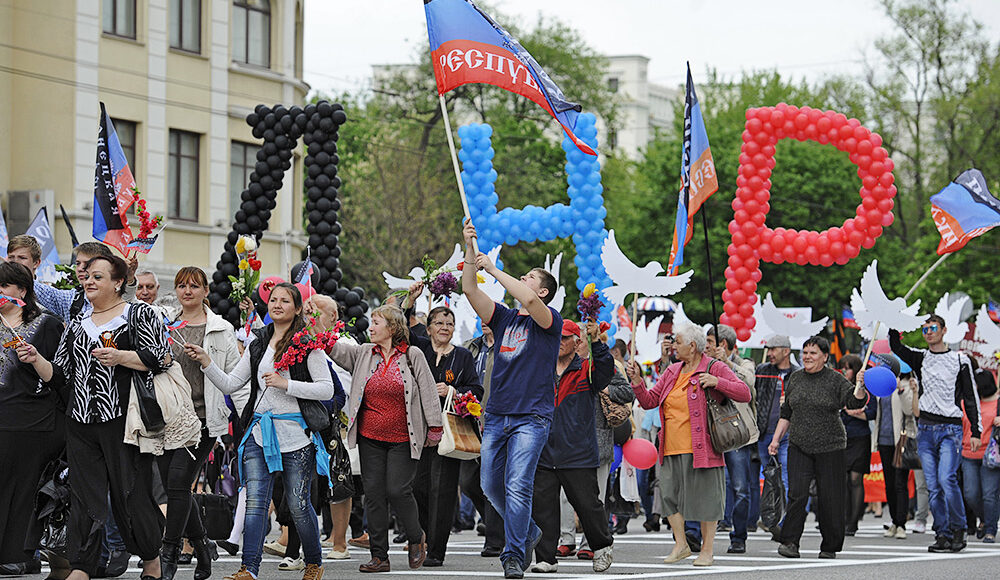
(601, 55), (678, 159)
(0, 0), (308, 282)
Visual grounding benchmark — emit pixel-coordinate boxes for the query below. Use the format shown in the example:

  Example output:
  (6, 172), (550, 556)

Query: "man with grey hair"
(706, 325), (758, 554)
(135, 270), (160, 304)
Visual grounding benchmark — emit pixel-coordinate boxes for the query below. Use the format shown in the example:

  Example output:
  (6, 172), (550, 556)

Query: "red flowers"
(248, 258), (262, 271)
(457, 262), (464, 271)
(132, 188), (164, 239)
(274, 321), (346, 372)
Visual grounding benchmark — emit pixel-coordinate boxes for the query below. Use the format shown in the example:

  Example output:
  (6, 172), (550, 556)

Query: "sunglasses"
(922, 325), (939, 334)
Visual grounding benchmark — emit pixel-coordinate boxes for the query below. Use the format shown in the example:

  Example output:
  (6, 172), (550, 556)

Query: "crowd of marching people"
(1, 221), (999, 580)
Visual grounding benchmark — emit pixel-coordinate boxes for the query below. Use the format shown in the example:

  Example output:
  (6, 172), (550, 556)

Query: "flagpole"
(438, 94), (479, 254)
(629, 293), (638, 361)
(700, 206), (720, 344)
(860, 252), (952, 370)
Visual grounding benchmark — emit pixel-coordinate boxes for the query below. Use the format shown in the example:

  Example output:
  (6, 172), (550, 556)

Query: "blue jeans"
(725, 446), (753, 541)
(242, 438), (322, 575)
(961, 457), (1000, 536)
(917, 423), (965, 538)
(749, 435), (788, 527)
(480, 412), (549, 567)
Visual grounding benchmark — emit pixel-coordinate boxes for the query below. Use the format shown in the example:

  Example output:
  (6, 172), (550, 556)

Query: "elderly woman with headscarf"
(767, 336), (869, 560)
(625, 323), (751, 568)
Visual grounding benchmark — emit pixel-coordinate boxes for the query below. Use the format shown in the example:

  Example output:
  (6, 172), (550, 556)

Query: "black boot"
(160, 541), (181, 580)
(191, 536), (218, 580)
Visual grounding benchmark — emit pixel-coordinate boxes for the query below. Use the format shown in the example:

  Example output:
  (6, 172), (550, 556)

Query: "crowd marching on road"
(0, 221), (998, 580)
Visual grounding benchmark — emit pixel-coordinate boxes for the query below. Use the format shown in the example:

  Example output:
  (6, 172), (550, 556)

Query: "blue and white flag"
(25, 208), (60, 283)
(0, 204), (8, 259)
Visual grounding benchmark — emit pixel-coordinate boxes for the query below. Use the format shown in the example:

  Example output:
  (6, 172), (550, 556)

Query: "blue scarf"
(237, 411), (332, 488)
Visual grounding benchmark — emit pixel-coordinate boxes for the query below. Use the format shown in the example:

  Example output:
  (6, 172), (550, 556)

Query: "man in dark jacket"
(748, 335), (800, 532)
(530, 320), (614, 573)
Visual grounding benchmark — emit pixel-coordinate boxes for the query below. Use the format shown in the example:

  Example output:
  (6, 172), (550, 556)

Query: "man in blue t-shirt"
(461, 219), (562, 579)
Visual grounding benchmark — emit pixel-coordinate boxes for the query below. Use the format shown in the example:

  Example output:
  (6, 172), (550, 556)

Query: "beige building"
(601, 55), (678, 159)
(0, 0), (309, 282)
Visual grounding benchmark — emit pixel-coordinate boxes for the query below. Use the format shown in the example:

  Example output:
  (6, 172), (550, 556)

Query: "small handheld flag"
(126, 236), (159, 254)
(989, 300), (1000, 324)
(25, 208), (62, 284)
(297, 248), (314, 287)
(842, 306), (860, 329)
(930, 168), (999, 255)
(0, 205), (8, 259)
(668, 63), (718, 275)
(164, 318), (189, 345)
(93, 102), (136, 255)
(424, 0), (595, 156)
(0, 295), (26, 308)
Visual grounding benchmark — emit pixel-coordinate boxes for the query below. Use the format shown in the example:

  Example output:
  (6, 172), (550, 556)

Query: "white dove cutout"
(672, 301), (693, 327)
(759, 293), (828, 340)
(850, 288), (887, 340)
(450, 294), (480, 346)
(600, 229), (693, 307)
(854, 260), (925, 334)
(973, 305), (1000, 359)
(633, 315), (665, 365)
(382, 243), (465, 292)
(934, 293), (971, 344)
(542, 253), (566, 312)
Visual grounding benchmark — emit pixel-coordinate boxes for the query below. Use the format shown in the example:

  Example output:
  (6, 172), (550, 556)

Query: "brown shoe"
(348, 533), (370, 549)
(407, 533), (427, 569)
(225, 566), (255, 580)
(301, 563), (324, 580)
(358, 558), (390, 573)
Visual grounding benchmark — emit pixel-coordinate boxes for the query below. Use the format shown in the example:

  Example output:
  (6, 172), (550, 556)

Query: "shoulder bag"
(703, 359), (752, 453)
(327, 428), (356, 503)
(893, 430), (922, 470)
(983, 400), (1000, 470)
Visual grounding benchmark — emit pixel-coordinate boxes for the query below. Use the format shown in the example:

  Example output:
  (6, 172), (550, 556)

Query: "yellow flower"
(477, 273), (486, 284)
(235, 237), (246, 254)
(583, 283), (597, 298)
(466, 402), (482, 417)
(238, 259), (249, 270)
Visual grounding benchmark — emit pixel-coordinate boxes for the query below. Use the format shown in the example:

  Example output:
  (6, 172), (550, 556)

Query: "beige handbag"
(438, 386), (482, 460)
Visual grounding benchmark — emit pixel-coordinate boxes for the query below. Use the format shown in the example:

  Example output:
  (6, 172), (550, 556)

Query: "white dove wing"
(551, 253), (564, 283)
(541, 252), (565, 311)
(635, 315), (665, 366)
(450, 295), (479, 346)
(382, 266), (424, 291)
(646, 269), (694, 298)
(760, 293), (828, 339)
(549, 287), (566, 313)
(673, 302), (692, 327)
(935, 293), (970, 344)
(858, 260), (925, 332)
(974, 305), (1000, 358)
(600, 230), (644, 300)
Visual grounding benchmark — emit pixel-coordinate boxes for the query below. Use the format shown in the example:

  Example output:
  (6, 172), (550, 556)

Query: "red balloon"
(295, 282), (316, 301)
(737, 327), (751, 341)
(739, 303), (754, 318)
(623, 439), (658, 470)
(258, 276), (285, 303)
(742, 280), (757, 294)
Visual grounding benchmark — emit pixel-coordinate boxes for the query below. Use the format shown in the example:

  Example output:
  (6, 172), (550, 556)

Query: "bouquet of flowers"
(275, 319), (346, 371)
(124, 188), (166, 254)
(576, 283), (605, 379)
(394, 254), (460, 301)
(452, 391), (482, 418)
(228, 235), (262, 323)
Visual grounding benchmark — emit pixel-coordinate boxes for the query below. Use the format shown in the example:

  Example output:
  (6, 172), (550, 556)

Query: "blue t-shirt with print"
(486, 302), (562, 419)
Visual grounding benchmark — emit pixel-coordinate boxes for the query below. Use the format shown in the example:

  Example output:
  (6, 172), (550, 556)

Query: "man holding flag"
(668, 64), (718, 275)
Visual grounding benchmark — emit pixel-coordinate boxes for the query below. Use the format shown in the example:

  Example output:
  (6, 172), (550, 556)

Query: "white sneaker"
(593, 546), (613, 573)
(263, 541), (287, 557)
(913, 521), (926, 534)
(884, 525), (897, 538)
(278, 557), (304, 571)
(326, 549), (350, 560)
(895, 526), (907, 539)
(529, 561), (558, 573)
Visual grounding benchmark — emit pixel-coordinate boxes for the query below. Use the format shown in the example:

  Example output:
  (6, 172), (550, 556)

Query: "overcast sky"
(303, 0), (1000, 97)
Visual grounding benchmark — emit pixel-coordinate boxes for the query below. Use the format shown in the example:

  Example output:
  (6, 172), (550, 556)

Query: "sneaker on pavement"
(592, 546), (613, 573)
(913, 521), (927, 534)
(301, 563), (323, 580)
(576, 549), (593, 560)
(264, 541), (287, 557)
(895, 526), (907, 540)
(984, 534), (996, 543)
(555, 544), (576, 558)
(226, 566), (255, 580)
(529, 561), (558, 573)
(327, 549), (350, 560)
(502, 557), (523, 579)
(928, 535), (953, 553)
(884, 525), (898, 538)
(278, 557), (304, 571)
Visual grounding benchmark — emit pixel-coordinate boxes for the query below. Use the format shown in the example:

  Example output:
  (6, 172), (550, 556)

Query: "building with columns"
(0, 0), (308, 281)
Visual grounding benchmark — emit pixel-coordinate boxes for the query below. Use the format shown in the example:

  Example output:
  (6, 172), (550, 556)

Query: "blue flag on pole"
(668, 64), (718, 274)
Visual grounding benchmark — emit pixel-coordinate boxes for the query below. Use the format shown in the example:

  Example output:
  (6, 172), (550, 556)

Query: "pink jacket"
(632, 355), (751, 469)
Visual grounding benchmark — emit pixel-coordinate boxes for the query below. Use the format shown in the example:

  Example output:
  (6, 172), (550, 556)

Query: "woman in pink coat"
(626, 323), (750, 567)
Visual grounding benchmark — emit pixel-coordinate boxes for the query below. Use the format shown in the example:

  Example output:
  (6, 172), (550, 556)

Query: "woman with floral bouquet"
(184, 283), (334, 580)
(327, 304), (443, 573)
(402, 282), (483, 567)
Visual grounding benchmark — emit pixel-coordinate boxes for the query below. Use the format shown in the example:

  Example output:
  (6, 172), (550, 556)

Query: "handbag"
(327, 429), (355, 503)
(599, 390), (631, 428)
(893, 431), (922, 470)
(703, 360), (752, 453)
(438, 386), (482, 460)
(983, 400), (1000, 470)
(193, 493), (236, 541)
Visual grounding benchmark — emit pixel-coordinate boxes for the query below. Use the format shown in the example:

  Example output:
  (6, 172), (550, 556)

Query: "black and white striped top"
(51, 302), (170, 424)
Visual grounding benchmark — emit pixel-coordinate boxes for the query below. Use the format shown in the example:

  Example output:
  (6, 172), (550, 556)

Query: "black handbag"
(703, 360), (752, 453)
(127, 306), (165, 431)
(298, 398), (331, 436)
(893, 431), (921, 470)
(193, 493), (236, 541)
(327, 430), (355, 504)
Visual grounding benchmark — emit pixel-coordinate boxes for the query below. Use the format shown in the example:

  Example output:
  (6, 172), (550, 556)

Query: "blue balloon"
(865, 366), (897, 397)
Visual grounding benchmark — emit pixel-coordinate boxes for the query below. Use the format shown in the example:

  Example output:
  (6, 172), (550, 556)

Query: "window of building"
(168, 130), (200, 221)
(111, 118), (137, 177)
(232, 0), (270, 68)
(607, 128), (618, 150)
(103, 0), (136, 39)
(170, 0), (201, 53)
(230, 141), (259, 217)
(608, 77), (619, 93)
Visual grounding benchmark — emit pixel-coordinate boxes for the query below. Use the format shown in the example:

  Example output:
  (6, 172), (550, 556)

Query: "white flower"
(242, 236), (257, 253)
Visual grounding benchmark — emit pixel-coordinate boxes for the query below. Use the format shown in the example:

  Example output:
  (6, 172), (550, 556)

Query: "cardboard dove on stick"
(974, 304), (1000, 359)
(634, 315), (665, 366)
(934, 292), (971, 344)
(600, 229), (693, 307)
(542, 253), (566, 312)
(759, 293), (829, 340)
(856, 259), (926, 369)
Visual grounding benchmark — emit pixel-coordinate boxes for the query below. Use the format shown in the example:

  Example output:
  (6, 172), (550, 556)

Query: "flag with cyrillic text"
(93, 102), (135, 255)
(930, 168), (999, 255)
